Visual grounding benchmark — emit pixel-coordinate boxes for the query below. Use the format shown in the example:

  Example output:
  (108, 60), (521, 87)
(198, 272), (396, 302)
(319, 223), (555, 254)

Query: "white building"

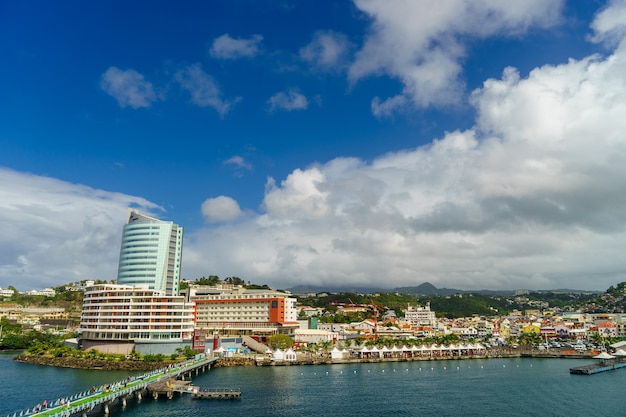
(79, 284), (194, 355)
(117, 210), (184, 296)
(0, 287), (15, 297)
(404, 302), (437, 328)
(23, 288), (56, 297)
(294, 329), (338, 344)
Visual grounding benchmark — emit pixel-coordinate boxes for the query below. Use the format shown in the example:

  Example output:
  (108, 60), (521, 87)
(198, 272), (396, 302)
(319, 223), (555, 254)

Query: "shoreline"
(12, 353), (172, 371)
(11, 349), (596, 371)
(251, 351), (594, 366)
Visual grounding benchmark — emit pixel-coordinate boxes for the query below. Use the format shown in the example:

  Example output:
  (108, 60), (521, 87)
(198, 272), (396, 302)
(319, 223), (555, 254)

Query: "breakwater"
(13, 354), (167, 371)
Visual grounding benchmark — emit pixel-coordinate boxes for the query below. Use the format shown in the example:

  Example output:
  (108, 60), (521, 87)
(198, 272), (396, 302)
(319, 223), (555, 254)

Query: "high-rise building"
(116, 210), (184, 296)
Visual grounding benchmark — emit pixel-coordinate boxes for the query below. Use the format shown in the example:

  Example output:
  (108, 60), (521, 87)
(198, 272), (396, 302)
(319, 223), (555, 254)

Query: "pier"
(7, 355), (219, 417)
(569, 350), (626, 375)
(569, 361), (626, 375)
(147, 377), (240, 400)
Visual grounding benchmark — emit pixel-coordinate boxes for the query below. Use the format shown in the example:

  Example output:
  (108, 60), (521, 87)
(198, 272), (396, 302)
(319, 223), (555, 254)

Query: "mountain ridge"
(286, 282), (599, 296)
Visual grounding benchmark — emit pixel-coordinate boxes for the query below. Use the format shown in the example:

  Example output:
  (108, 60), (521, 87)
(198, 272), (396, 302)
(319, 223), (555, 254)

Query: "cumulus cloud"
(210, 34), (263, 59)
(299, 30), (352, 72)
(201, 196), (242, 223)
(174, 63), (241, 116)
(100, 67), (158, 109)
(0, 167), (159, 290)
(267, 88), (308, 112)
(183, 13), (626, 291)
(349, 0), (563, 112)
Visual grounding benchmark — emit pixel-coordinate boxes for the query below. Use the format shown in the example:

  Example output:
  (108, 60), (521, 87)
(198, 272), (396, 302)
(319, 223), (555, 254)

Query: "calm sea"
(1, 352), (623, 417)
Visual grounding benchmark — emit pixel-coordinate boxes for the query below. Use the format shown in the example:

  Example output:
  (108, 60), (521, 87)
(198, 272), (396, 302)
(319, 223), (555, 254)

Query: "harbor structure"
(117, 210), (184, 296)
(79, 284), (194, 355)
(569, 350), (626, 375)
(8, 356), (220, 417)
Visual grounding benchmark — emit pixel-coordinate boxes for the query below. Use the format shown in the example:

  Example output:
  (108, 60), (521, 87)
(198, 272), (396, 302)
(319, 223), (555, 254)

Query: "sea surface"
(1, 352), (624, 417)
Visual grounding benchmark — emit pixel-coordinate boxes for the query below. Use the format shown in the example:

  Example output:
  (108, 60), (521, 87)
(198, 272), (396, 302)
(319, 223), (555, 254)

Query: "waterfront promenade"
(6, 356), (217, 417)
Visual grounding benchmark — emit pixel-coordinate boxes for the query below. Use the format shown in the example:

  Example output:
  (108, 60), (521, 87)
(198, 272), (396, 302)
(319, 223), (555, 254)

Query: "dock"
(569, 361), (626, 375)
(147, 377), (240, 400)
(7, 355), (220, 417)
(191, 389), (241, 400)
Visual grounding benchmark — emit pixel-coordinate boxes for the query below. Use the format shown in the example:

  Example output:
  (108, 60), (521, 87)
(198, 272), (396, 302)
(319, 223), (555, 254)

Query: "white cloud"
(299, 30), (352, 72)
(174, 63), (241, 116)
(267, 88), (308, 112)
(371, 94), (407, 118)
(100, 67), (158, 109)
(210, 34), (263, 59)
(589, 0), (626, 46)
(0, 167), (159, 290)
(183, 18), (626, 291)
(224, 155), (252, 171)
(201, 196), (242, 223)
(349, 0), (563, 112)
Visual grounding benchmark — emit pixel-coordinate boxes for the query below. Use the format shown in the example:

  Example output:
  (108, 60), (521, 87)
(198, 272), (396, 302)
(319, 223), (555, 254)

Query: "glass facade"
(117, 210), (183, 296)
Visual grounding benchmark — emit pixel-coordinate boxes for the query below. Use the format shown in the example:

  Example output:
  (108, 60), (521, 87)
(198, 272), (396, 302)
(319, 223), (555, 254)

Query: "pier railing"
(7, 355), (217, 417)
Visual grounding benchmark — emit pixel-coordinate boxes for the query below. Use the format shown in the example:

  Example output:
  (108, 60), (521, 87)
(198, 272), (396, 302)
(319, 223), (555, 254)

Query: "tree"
(268, 334), (294, 350)
(0, 317), (22, 334)
(224, 276), (245, 286)
(0, 333), (28, 350)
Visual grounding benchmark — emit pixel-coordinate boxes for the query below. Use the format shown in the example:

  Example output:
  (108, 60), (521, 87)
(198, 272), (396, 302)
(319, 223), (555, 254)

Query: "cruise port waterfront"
(3, 352), (626, 417)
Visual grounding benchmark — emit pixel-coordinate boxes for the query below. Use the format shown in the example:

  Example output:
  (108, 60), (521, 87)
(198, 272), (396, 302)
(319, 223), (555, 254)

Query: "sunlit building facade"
(79, 284), (194, 355)
(117, 210), (184, 296)
(181, 284), (299, 343)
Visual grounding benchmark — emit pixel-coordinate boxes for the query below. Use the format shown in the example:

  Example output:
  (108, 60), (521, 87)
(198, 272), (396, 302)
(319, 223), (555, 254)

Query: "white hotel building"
(79, 284), (194, 355)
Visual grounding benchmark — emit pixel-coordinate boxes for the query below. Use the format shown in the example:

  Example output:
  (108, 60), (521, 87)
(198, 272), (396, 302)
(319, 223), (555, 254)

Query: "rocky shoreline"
(12, 353), (170, 371)
(12, 353), (257, 370)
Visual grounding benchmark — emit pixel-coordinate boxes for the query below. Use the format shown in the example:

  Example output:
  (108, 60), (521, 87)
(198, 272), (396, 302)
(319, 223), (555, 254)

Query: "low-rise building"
(0, 287), (15, 298)
(23, 288), (56, 297)
(294, 328), (338, 345)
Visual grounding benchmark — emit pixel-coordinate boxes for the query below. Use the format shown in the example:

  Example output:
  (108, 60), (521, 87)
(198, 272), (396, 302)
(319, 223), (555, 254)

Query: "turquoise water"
(2, 353), (623, 416)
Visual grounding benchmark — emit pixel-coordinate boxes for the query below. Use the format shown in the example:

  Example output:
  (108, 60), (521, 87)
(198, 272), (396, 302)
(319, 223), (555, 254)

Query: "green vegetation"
(268, 334), (295, 350)
(180, 275), (271, 291)
(427, 293), (515, 318)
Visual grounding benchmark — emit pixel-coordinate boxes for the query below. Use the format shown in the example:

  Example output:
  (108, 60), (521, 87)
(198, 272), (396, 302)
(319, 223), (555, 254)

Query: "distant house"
(351, 319), (376, 331)
(597, 321), (617, 337)
(554, 325), (570, 339)
(540, 326), (557, 339)
(0, 287), (15, 298)
(23, 288), (56, 297)
(523, 325), (541, 335)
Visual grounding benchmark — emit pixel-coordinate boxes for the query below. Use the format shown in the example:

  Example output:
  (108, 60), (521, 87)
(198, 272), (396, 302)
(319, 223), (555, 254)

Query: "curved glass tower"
(117, 210), (184, 296)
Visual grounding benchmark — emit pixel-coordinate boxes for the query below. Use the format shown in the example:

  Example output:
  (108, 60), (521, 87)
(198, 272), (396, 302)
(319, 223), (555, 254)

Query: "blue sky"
(2, 0), (626, 292)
